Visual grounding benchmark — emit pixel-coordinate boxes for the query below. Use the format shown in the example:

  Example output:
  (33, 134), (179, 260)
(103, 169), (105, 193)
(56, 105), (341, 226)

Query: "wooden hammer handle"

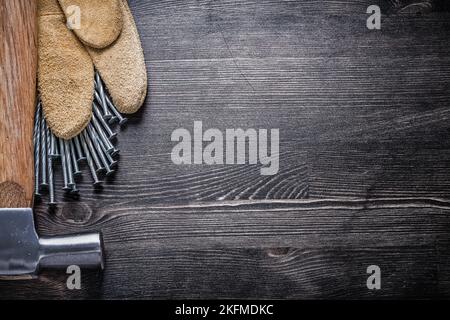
(0, 1), (38, 208)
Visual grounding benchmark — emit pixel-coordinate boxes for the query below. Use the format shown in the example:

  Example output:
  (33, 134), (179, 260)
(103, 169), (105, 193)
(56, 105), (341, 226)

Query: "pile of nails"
(34, 72), (127, 207)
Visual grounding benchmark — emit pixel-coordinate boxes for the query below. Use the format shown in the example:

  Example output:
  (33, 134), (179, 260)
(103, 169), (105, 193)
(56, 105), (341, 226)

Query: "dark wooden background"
(2, 0), (450, 299)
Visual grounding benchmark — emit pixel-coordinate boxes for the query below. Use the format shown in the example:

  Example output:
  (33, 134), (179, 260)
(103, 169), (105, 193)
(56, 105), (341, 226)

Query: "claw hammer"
(0, 0), (104, 279)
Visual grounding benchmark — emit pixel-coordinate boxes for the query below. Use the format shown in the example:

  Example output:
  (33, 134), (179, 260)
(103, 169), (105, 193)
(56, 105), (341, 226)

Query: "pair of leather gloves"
(38, 0), (147, 139)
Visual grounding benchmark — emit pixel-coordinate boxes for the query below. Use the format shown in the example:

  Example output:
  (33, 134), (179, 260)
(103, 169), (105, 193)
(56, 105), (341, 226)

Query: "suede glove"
(38, 0), (147, 140)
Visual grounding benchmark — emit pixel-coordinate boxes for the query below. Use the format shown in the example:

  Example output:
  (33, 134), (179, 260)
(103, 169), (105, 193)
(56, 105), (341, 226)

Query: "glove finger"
(38, 0), (94, 139)
(87, 0), (147, 114)
(58, 0), (123, 49)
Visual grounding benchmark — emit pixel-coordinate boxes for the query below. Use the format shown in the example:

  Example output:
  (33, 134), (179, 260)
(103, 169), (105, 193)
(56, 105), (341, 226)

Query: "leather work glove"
(38, 0), (147, 139)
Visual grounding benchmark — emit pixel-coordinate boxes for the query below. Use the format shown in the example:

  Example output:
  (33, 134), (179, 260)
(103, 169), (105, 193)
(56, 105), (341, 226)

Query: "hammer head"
(0, 208), (104, 279)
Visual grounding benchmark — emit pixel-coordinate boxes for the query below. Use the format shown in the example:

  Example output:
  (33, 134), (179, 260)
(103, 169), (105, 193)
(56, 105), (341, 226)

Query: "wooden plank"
(135, 0), (450, 61)
(4, 0), (450, 299)
(30, 0), (450, 203)
(33, 200), (450, 249)
(2, 203), (450, 299)
(0, 0), (38, 208)
(42, 56), (450, 203)
(2, 247), (450, 299)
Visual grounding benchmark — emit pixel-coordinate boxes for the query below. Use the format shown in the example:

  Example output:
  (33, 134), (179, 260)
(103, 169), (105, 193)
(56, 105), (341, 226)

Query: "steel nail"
(74, 135), (86, 162)
(93, 102), (117, 140)
(110, 147), (120, 157)
(82, 129), (105, 174)
(47, 158), (57, 206)
(64, 140), (75, 188)
(70, 187), (80, 195)
(50, 133), (56, 157)
(94, 91), (107, 116)
(105, 94), (128, 126)
(101, 140), (118, 168)
(45, 120), (58, 158)
(33, 102), (41, 198)
(69, 140), (82, 177)
(95, 73), (112, 119)
(92, 128), (119, 168)
(40, 117), (48, 189)
(45, 125), (56, 206)
(108, 116), (119, 125)
(58, 138), (71, 191)
(50, 130), (60, 159)
(87, 125), (114, 176)
(80, 134), (102, 187)
(91, 105), (115, 152)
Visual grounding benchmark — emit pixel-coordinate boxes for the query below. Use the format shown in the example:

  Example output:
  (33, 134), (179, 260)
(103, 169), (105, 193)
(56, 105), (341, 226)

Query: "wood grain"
(2, 0), (450, 299)
(0, 0), (38, 208)
(2, 203), (450, 299)
(41, 0), (450, 205)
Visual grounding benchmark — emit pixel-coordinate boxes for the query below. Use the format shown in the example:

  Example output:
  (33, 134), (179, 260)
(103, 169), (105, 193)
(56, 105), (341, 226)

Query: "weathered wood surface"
(2, 0), (450, 299)
(0, 0), (38, 208)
